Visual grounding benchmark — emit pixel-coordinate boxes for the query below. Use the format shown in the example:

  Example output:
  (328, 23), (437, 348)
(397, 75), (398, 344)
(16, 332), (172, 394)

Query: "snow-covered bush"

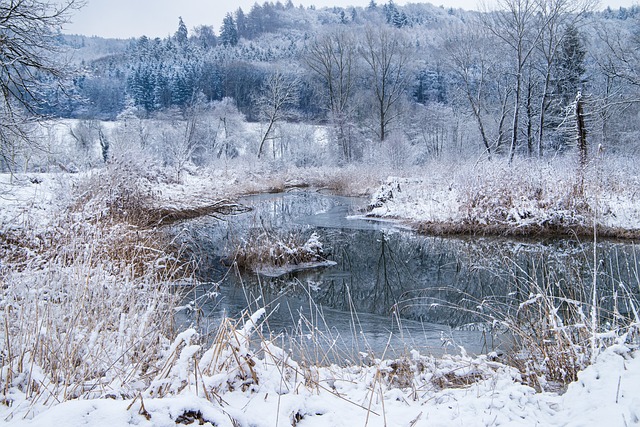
(233, 231), (328, 273)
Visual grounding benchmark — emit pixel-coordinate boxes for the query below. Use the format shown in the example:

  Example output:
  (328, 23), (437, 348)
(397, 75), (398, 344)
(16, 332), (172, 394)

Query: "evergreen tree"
(247, 4), (264, 39)
(392, 10), (408, 28)
(128, 64), (156, 112)
(339, 10), (348, 24)
(554, 25), (587, 107)
(546, 25), (587, 151)
(220, 13), (239, 47)
(136, 35), (150, 56)
(172, 67), (195, 108)
(236, 8), (248, 39)
(383, 0), (398, 24)
(153, 66), (172, 110)
(174, 17), (188, 44)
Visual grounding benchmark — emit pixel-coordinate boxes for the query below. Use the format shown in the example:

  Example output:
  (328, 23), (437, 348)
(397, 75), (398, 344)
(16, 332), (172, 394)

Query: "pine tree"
(171, 69), (191, 107)
(555, 25), (587, 107)
(174, 17), (188, 44)
(549, 25), (587, 151)
(339, 10), (348, 24)
(236, 8), (247, 39)
(127, 64), (156, 112)
(220, 13), (239, 47)
(392, 10), (408, 28)
(383, 0), (397, 24)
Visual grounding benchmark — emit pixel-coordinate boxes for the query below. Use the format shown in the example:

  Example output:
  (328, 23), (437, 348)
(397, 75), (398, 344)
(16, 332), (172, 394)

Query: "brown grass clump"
(233, 230), (327, 272)
(0, 165), (199, 409)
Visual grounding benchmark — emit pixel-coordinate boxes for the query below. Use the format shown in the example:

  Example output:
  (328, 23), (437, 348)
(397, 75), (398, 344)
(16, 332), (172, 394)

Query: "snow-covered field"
(2, 331), (638, 427)
(1, 156), (639, 426)
(366, 157), (640, 238)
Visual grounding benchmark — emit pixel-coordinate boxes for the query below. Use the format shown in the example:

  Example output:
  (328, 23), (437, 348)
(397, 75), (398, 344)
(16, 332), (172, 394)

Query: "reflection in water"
(178, 191), (639, 358)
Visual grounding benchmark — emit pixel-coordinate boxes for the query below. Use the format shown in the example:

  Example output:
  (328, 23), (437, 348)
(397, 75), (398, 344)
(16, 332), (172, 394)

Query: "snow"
(367, 176), (462, 223)
(365, 158), (640, 236)
(2, 163), (640, 427)
(0, 173), (73, 232)
(2, 341), (638, 426)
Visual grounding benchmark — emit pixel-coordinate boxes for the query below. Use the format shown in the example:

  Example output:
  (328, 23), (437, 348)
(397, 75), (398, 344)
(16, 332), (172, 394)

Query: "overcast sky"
(64, 0), (638, 39)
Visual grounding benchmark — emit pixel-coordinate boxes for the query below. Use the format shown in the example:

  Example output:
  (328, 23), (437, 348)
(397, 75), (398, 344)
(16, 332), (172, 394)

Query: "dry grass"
(0, 161), (197, 411)
(233, 230), (327, 272)
(396, 257), (640, 391)
(452, 159), (593, 238)
(0, 227), (184, 406)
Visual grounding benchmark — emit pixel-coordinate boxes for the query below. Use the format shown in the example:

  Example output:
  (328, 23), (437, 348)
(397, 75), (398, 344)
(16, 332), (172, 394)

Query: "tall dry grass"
(0, 155), (195, 415)
(395, 251), (640, 391)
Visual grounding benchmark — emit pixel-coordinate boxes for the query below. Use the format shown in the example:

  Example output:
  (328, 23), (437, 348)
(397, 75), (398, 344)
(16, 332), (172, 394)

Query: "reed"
(395, 251), (640, 391)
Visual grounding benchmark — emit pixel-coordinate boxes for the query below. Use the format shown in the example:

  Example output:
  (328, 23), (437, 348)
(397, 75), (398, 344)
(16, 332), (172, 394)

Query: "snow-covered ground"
(1, 165), (639, 427)
(2, 324), (637, 427)
(366, 158), (640, 237)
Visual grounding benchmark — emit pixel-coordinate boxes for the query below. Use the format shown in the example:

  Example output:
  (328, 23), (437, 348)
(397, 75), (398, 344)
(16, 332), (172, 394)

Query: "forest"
(4, 0), (639, 173)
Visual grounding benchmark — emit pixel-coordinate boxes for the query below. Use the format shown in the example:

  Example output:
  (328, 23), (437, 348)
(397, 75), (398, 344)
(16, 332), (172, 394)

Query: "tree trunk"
(508, 71), (522, 164)
(257, 118), (276, 159)
(526, 77), (534, 157)
(537, 70), (551, 158)
(496, 89), (510, 152)
(468, 94), (491, 160)
(576, 94), (587, 167)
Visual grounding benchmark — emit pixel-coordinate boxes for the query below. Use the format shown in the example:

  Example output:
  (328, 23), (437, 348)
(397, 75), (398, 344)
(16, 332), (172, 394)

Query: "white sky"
(64, 0), (639, 39)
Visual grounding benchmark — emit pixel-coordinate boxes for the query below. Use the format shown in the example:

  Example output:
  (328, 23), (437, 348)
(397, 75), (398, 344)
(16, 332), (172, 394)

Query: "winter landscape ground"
(1, 126), (639, 425)
(3, 0), (640, 425)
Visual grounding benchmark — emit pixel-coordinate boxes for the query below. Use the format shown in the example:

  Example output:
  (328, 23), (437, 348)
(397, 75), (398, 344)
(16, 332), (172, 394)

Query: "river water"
(178, 191), (639, 362)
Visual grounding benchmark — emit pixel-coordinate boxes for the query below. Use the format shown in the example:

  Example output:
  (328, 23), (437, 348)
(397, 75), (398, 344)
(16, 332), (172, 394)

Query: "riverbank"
(3, 325), (639, 427)
(365, 157), (640, 241)
(149, 156), (640, 241)
(1, 157), (639, 426)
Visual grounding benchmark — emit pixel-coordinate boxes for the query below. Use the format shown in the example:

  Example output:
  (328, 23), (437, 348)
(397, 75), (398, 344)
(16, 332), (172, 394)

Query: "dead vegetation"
(396, 261), (640, 392)
(0, 161), (205, 409)
(232, 230), (328, 273)
(367, 157), (640, 240)
(415, 219), (640, 240)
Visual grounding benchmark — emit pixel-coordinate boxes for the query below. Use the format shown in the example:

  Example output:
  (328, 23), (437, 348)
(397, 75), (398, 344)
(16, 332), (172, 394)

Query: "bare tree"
(256, 70), (299, 159)
(69, 119), (109, 165)
(305, 27), (357, 161)
(210, 97), (245, 161)
(595, 19), (640, 91)
(446, 22), (496, 159)
(0, 0), (83, 171)
(482, 0), (550, 163)
(360, 25), (413, 142)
